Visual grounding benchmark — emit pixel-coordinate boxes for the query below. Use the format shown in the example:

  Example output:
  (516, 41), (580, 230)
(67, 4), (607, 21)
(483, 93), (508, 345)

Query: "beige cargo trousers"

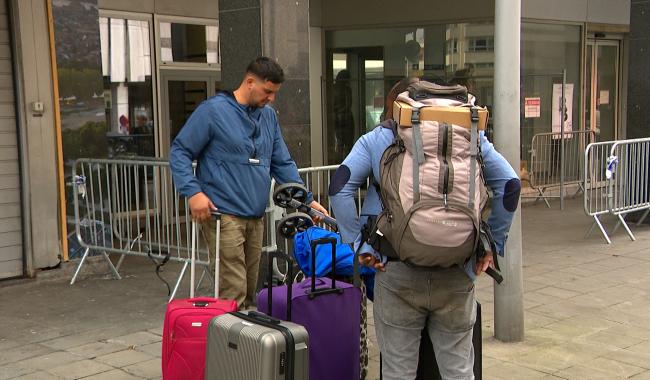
(201, 214), (264, 309)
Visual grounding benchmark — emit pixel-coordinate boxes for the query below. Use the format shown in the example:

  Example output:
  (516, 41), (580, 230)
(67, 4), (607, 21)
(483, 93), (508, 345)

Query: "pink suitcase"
(162, 213), (237, 380)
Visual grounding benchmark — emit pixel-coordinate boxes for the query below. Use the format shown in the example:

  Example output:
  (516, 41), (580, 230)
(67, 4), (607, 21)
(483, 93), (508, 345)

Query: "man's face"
(247, 76), (281, 107)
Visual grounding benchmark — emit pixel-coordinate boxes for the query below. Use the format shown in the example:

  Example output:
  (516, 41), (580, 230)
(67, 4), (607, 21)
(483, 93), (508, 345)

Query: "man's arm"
(329, 136), (374, 244)
(479, 133), (521, 256)
(329, 135), (385, 270)
(169, 103), (215, 221)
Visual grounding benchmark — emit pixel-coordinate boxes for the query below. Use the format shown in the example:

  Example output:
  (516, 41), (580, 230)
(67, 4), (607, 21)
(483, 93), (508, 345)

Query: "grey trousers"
(374, 261), (476, 380)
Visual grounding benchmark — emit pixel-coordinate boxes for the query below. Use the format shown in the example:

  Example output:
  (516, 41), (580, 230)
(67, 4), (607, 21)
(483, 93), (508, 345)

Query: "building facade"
(0, 0), (636, 279)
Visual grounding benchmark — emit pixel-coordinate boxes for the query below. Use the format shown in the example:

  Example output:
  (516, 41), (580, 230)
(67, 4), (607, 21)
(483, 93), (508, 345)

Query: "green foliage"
(57, 67), (103, 101)
(62, 120), (108, 161)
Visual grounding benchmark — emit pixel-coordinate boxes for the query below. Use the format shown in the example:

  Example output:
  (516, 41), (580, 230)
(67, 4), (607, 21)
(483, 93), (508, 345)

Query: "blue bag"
(293, 226), (375, 278)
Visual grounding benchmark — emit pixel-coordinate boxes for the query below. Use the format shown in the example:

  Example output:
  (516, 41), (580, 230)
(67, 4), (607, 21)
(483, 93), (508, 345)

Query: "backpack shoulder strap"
(468, 106), (479, 209)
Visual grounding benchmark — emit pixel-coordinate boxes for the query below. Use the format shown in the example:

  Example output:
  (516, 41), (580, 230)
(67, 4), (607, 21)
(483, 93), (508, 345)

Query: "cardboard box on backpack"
(393, 100), (488, 130)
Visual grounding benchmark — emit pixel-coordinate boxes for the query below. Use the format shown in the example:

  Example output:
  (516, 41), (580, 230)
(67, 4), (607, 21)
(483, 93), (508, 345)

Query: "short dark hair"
(246, 56), (285, 84)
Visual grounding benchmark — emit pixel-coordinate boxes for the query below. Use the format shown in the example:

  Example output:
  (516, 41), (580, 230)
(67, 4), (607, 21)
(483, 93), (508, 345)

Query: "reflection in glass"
(595, 45), (618, 142)
(99, 16), (155, 158)
(520, 23), (581, 177)
(159, 22), (220, 64)
(324, 23), (495, 164)
(168, 81), (208, 142)
(585, 45), (592, 133)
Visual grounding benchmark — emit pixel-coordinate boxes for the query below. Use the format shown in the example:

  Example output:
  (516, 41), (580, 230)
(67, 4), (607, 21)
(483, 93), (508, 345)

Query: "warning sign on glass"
(524, 97), (541, 118)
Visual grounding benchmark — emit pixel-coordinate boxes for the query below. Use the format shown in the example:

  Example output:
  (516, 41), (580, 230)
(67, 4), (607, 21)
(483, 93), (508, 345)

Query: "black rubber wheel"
(273, 182), (308, 208)
(277, 212), (313, 238)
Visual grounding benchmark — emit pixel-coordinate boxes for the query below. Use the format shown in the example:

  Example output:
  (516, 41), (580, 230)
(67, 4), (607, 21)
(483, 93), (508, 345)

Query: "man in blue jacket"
(170, 57), (327, 308)
(329, 78), (521, 379)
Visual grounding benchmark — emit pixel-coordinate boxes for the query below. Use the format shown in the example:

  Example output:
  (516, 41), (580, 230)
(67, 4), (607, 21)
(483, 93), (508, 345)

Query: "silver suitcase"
(205, 251), (309, 380)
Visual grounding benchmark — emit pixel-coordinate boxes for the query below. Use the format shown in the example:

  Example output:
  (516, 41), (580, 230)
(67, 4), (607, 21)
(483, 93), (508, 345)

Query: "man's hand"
(475, 252), (494, 276)
(308, 201), (329, 224)
(188, 192), (217, 223)
(359, 253), (385, 272)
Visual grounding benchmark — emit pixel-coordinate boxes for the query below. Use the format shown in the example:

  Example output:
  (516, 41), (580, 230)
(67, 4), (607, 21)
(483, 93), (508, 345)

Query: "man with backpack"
(329, 77), (521, 380)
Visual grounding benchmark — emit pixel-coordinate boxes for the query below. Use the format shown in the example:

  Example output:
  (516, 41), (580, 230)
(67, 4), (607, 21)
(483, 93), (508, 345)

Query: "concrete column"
(218, 0), (312, 166)
(628, 0), (650, 139)
(13, 0), (62, 272)
(493, 0), (524, 342)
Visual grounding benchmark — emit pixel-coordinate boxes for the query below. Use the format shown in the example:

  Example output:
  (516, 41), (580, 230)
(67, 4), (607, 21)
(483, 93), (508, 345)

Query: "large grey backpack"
(375, 81), (489, 268)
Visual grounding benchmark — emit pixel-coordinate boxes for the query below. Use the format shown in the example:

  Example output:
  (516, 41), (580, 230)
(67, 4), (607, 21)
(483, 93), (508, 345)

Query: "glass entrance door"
(326, 48), (384, 164)
(586, 39), (620, 141)
(159, 71), (220, 156)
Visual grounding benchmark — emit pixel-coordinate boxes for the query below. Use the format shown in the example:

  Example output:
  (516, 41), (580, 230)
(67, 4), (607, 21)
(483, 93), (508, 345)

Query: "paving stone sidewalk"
(1, 197), (650, 379)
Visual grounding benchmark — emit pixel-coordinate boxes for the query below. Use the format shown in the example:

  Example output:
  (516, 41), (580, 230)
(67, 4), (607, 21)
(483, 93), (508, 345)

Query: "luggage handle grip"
(247, 310), (281, 325)
(308, 237), (344, 299)
(267, 250), (294, 321)
(191, 298), (211, 307)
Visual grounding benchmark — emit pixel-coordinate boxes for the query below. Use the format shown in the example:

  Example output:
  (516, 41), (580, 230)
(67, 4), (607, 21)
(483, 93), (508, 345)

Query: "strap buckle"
(411, 108), (421, 125)
(470, 107), (479, 122)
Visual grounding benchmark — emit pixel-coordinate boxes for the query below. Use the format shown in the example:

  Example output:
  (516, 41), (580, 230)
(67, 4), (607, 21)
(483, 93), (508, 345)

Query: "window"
(159, 21), (219, 65)
(447, 39), (458, 53)
(325, 22), (495, 164)
(99, 16), (155, 158)
(466, 37), (494, 52)
(474, 62), (494, 69)
(520, 22), (581, 174)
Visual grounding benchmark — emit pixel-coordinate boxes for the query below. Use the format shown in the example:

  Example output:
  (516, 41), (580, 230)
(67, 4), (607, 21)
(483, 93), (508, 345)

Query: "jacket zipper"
(247, 108), (259, 158)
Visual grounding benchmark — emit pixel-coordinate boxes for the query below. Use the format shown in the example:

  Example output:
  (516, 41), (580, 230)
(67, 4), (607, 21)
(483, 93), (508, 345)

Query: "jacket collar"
(219, 91), (263, 119)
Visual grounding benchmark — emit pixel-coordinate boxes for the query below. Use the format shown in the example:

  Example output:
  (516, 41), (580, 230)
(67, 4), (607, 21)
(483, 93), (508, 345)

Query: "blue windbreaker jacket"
(170, 92), (312, 218)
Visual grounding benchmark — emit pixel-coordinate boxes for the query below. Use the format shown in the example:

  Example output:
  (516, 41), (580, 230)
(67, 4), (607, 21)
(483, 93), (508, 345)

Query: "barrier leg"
(197, 264), (211, 290)
(169, 260), (189, 302)
(116, 233), (142, 271)
(618, 214), (636, 242)
(70, 247), (91, 285)
(533, 187), (552, 208)
(637, 208), (650, 226)
(576, 182), (586, 196)
(203, 264), (215, 285)
(115, 254), (126, 271)
(102, 251), (122, 280)
(589, 216), (612, 245)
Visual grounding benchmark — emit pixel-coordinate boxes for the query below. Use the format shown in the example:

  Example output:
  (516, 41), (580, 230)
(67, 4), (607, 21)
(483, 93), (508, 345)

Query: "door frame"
(157, 69), (220, 157)
(585, 36), (622, 140)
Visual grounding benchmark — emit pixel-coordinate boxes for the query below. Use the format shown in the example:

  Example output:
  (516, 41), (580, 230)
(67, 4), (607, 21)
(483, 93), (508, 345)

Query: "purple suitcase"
(258, 237), (362, 380)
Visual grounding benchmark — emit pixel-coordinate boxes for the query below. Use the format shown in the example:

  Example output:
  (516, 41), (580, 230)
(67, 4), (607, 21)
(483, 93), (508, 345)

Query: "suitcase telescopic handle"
(211, 211), (221, 298)
(308, 237), (344, 299)
(267, 250), (294, 321)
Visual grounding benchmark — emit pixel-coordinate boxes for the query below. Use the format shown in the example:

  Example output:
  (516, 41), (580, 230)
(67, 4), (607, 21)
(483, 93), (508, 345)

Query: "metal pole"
(493, 0), (524, 342)
(560, 69), (567, 210)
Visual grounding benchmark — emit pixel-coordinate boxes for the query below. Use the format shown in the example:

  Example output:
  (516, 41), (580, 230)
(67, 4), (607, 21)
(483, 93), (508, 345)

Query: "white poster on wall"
(552, 83), (574, 138)
(524, 97), (541, 118)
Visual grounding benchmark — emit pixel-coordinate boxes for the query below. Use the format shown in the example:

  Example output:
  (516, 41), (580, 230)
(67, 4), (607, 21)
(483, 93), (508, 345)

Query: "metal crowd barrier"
(525, 130), (595, 207)
(69, 158), (361, 298)
(69, 158), (213, 300)
(584, 141), (617, 244)
(606, 137), (650, 241)
(584, 138), (650, 244)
